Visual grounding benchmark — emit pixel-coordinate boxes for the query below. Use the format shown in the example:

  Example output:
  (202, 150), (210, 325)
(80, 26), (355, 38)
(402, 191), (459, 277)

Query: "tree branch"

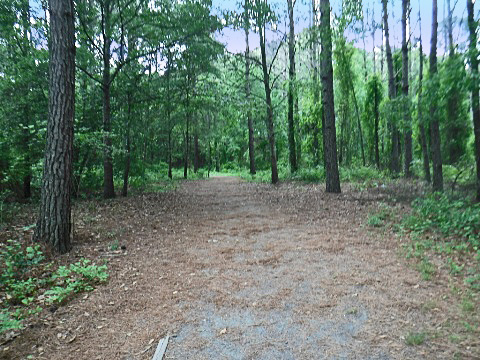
(75, 64), (104, 86)
(268, 35), (286, 77)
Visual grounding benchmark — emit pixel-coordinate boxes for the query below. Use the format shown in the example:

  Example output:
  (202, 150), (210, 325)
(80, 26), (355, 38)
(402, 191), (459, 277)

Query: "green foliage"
(439, 54), (472, 165)
(401, 193), (480, 291)
(404, 194), (480, 249)
(0, 310), (23, 333)
(0, 240), (108, 334)
(417, 257), (436, 281)
(405, 331), (427, 346)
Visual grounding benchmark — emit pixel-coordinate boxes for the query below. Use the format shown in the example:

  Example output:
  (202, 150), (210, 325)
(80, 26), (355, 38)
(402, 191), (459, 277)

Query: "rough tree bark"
(34, 0), (75, 253)
(122, 93), (131, 197)
(194, 133), (199, 173)
(402, 0), (413, 177)
(311, 0), (321, 166)
(244, 1), (256, 175)
(320, 0), (341, 193)
(417, 11), (431, 183)
(382, 0), (400, 174)
(430, 0), (443, 191)
(287, 0), (297, 173)
(259, 19), (278, 184)
(374, 79), (380, 169)
(102, 0), (115, 198)
(467, 0), (480, 201)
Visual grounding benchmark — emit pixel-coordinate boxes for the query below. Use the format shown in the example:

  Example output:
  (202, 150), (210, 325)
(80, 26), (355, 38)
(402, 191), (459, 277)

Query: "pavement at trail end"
(5, 176), (475, 359)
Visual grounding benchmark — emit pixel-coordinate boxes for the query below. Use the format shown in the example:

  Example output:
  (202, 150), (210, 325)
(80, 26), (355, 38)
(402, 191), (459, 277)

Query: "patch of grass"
(367, 215), (384, 227)
(345, 307), (358, 315)
(421, 300), (437, 313)
(417, 257), (436, 281)
(461, 298), (475, 313)
(405, 331), (426, 346)
(449, 334), (462, 343)
(109, 239), (119, 251)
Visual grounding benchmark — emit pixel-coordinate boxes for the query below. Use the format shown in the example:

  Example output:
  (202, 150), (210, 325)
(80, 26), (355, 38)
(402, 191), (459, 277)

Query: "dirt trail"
(4, 177), (475, 359)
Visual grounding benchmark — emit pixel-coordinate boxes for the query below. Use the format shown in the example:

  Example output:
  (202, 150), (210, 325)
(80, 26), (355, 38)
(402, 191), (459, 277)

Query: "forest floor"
(2, 176), (479, 359)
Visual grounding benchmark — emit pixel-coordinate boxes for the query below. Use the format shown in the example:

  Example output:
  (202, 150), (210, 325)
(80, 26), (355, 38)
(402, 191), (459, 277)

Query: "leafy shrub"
(292, 167), (325, 182)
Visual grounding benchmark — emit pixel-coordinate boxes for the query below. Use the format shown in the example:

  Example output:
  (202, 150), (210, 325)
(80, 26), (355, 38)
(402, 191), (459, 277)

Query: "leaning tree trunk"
(320, 0), (341, 193)
(430, 0), (443, 191)
(402, 0), (413, 177)
(34, 0), (75, 254)
(467, 0), (480, 201)
(244, 7), (256, 175)
(259, 23), (279, 184)
(382, 0), (400, 174)
(287, 0), (297, 173)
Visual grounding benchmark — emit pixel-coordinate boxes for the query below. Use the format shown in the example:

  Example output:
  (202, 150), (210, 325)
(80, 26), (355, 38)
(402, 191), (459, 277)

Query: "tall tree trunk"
(417, 16), (431, 183)
(374, 80), (380, 168)
(168, 129), (173, 179)
(362, 8), (368, 82)
(166, 51), (173, 179)
(447, 0), (454, 55)
(287, 0), (297, 173)
(402, 0), (413, 177)
(35, 0), (75, 253)
(122, 93), (131, 197)
(430, 0), (443, 191)
(372, 6), (376, 74)
(244, 6), (256, 175)
(194, 133), (199, 173)
(312, 0), (321, 165)
(320, 0), (341, 193)
(184, 110), (189, 179)
(350, 81), (366, 166)
(467, 0), (480, 201)
(102, 0), (115, 198)
(382, 0), (400, 174)
(259, 22), (278, 184)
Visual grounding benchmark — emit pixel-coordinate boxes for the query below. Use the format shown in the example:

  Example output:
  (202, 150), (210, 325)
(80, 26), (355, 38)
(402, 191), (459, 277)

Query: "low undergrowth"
(368, 190), (480, 351)
(401, 193), (480, 291)
(0, 240), (108, 334)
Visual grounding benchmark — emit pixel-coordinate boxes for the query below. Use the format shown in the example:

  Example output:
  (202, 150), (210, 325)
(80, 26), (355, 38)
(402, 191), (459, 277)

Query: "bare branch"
(77, 11), (103, 55)
(268, 35), (286, 77)
(75, 64), (104, 86)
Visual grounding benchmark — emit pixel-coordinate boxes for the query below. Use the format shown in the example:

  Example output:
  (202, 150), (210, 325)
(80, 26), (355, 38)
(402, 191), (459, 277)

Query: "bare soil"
(2, 176), (479, 359)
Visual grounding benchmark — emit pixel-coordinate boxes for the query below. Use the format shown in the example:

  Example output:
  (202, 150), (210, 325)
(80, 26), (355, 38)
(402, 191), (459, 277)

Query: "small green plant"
(405, 331), (426, 346)
(447, 258), (464, 275)
(0, 240), (108, 334)
(0, 310), (23, 333)
(367, 215), (384, 227)
(417, 257), (436, 281)
(461, 298), (475, 313)
(109, 239), (119, 251)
